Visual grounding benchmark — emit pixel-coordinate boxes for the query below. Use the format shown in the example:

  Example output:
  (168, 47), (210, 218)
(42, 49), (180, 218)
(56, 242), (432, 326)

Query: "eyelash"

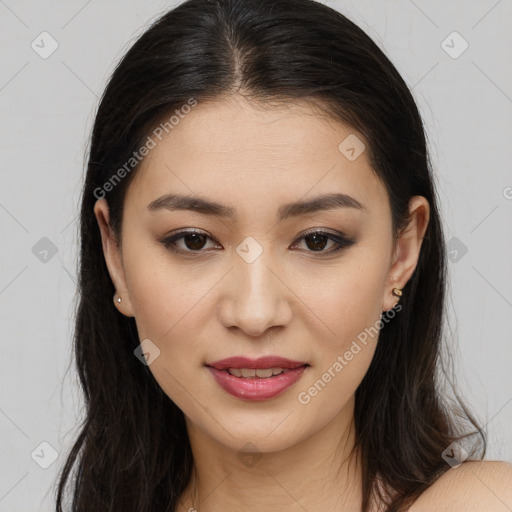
(160, 229), (355, 256)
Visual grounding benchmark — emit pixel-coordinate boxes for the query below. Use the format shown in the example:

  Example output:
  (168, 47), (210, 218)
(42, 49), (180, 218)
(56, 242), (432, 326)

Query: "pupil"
(185, 233), (206, 250)
(305, 233), (328, 251)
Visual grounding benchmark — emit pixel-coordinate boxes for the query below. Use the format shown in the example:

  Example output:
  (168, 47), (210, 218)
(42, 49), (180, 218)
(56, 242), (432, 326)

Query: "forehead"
(125, 96), (388, 218)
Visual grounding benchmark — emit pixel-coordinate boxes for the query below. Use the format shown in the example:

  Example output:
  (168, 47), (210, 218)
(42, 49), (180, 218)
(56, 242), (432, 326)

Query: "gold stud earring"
(392, 288), (402, 300)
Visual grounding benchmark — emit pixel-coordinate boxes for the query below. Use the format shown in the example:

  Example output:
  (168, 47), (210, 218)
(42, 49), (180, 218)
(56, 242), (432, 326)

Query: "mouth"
(205, 356), (309, 400)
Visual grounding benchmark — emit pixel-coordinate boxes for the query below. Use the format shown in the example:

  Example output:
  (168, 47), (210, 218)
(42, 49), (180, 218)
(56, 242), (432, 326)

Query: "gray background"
(1, 0), (511, 510)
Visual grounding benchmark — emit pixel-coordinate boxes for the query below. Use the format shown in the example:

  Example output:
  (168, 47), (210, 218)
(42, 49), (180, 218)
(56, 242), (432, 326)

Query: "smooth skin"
(94, 95), (512, 511)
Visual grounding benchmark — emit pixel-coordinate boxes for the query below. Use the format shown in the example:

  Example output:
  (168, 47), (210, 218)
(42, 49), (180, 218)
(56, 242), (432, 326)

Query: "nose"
(218, 249), (293, 337)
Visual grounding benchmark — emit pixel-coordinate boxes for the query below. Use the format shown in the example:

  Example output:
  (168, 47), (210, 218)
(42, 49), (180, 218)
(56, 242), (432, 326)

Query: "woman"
(55, 0), (512, 510)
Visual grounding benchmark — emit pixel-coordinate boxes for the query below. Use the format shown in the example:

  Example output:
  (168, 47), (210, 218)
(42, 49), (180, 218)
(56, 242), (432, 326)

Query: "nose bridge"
(219, 237), (291, 336)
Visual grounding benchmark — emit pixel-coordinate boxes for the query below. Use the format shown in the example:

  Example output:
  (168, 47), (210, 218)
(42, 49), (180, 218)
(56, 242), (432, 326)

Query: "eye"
(160, 229), (220, 253)
(160, 229), (355, 256)
(290, 230), (355, 254)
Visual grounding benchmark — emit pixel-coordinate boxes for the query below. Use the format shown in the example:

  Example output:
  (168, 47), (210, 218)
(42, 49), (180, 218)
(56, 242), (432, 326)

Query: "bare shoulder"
(409, 461), (512, 512)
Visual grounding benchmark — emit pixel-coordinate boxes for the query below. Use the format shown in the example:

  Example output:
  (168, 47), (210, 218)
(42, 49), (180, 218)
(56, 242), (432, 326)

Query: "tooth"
(226, 368), (288, 378)
(255, 368), (273, 378)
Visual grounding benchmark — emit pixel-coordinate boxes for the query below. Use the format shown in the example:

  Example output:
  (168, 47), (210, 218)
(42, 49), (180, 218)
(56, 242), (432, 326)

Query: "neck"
(176, 397), (365, 512)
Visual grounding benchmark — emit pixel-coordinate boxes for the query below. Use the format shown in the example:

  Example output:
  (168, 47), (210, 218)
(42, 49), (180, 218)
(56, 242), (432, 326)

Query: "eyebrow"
(147, 192), (366, 221)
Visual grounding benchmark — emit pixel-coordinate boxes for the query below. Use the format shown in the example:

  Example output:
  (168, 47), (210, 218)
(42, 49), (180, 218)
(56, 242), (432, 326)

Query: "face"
(95, 95), (428, 455)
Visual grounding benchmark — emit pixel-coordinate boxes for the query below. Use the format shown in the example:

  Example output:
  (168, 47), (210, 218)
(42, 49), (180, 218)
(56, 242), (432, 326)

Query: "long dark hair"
(55, 0), (486, 510)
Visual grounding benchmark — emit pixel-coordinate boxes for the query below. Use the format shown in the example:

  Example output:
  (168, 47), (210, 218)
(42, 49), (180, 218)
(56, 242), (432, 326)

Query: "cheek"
(304, 254), (388, 346)
(123, 242), (215, 341)
(294, 251), (389, 403)
(122, 251), (216, 411)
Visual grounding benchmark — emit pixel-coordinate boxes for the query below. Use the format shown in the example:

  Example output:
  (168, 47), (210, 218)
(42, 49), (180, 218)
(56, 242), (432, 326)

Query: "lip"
(205, 356), (309, 401)
(206, 356), (307, 370)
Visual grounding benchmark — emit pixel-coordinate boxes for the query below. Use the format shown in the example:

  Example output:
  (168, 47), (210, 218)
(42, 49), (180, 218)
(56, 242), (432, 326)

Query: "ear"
(382, 195), (430, 312)
(93, 198), (135, 317)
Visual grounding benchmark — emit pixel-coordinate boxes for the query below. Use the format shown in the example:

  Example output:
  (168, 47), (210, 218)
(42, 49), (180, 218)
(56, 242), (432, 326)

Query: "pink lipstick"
(206, 356), (309, 401)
